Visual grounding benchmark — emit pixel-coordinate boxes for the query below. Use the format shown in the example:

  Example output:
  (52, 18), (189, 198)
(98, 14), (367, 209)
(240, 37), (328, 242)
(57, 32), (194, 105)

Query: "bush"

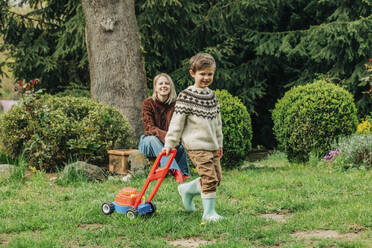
(357, 115), (372, 134)
(0, 95), (135, 171)
(272, 80), (358, 161)
(330, 133), (371, 170)
(54, 89), (90, 98)
(215, 89), (252, 167)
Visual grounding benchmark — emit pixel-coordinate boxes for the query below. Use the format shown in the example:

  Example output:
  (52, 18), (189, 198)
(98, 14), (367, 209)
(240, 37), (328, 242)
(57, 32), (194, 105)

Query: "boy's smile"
(190, 67), (215, 89)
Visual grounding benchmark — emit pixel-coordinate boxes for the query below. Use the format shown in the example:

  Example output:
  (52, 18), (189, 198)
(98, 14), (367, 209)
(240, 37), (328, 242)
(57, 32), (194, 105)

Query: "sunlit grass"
(0, 152), (371, 247)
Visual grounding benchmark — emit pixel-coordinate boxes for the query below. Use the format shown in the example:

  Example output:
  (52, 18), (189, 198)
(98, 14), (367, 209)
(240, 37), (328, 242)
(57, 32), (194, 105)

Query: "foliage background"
(0, 0), (371, 148)
(216, 89), (252, 167)
(0, 95), (134, 171)
(272, 80), (358, 161)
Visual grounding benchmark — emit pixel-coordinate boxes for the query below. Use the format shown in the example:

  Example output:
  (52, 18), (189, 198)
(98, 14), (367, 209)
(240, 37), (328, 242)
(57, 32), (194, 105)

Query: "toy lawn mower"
(101, 149), (177, 218)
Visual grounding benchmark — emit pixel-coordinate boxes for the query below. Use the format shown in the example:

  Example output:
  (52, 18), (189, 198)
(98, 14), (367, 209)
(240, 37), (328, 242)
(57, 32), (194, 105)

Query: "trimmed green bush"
(215, 89), (252, 167)
(0, 95), (134, 171)
(272, 80), (358, 161)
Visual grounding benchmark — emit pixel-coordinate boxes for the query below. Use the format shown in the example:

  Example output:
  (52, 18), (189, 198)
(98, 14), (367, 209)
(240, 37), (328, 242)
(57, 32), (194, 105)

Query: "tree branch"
(6, 8), (60, 28)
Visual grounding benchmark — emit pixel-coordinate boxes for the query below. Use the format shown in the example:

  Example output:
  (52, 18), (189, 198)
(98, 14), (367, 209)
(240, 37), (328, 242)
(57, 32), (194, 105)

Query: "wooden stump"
(107, 149), (139, 175)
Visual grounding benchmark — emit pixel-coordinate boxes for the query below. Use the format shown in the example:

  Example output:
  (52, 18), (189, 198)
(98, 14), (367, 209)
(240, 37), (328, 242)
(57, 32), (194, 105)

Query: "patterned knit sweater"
(164, 85), (223, 151)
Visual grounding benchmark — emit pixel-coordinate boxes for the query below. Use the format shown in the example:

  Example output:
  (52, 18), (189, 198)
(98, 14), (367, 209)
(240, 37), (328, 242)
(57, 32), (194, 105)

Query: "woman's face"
(155, 76), (171, 97)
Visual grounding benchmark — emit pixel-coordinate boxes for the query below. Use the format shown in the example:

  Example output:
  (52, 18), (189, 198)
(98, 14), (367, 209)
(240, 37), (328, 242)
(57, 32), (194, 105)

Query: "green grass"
(0, 153), (371, 247)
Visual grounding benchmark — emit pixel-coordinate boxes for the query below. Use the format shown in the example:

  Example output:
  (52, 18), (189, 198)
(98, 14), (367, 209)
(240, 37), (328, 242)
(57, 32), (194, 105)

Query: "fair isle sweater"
(164, 85), (223, 151)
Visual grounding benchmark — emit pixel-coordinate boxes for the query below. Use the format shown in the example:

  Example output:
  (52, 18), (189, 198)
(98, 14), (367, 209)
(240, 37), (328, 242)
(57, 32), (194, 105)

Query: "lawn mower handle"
(133, 149), (177, 208)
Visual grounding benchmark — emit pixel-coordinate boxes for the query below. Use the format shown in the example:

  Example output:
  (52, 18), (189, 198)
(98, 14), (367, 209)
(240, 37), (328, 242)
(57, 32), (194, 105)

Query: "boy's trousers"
(187, 150), (222, 197)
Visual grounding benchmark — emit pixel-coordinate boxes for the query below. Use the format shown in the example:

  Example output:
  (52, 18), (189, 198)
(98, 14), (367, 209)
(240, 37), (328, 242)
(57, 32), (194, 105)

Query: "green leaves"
(0, 0), (88, 93)
(272, 80), (358, 161)
(216, 89), (252, 167)
(331, 133), (372, 170)
(136, 0), (371, 147)
(0, 95), (135, 171)
(0, 0), (371, 148)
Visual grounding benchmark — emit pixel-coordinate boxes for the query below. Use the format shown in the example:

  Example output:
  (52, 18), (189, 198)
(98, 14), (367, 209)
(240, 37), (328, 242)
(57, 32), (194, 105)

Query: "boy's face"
(190, 67), (215, 89)
(155, 76), (171, 97)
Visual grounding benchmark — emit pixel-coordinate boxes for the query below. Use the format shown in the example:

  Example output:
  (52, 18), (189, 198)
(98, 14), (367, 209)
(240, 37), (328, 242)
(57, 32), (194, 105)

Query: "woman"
(138, 73), (189, 182)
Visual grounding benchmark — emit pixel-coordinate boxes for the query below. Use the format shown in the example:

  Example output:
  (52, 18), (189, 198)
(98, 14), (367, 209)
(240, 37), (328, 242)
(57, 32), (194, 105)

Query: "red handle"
(163, 148), (177, 156)
(133, 148), (177, 208)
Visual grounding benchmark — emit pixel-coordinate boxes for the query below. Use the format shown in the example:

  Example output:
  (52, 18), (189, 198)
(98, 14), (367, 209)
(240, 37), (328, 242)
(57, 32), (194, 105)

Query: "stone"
(128, 151), (150, 176)
(122, 174), (132, 182)
(239, 163), (255, 170)
(0, 164), (15, 179)
(63, 161), (106, 181)
(49, 177), (57, 181)
(107, 175), (122, 182)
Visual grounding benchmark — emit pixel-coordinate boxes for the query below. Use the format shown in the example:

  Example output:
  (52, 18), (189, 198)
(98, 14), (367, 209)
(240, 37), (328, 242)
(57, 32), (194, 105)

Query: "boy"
(163, 53), (223, 222)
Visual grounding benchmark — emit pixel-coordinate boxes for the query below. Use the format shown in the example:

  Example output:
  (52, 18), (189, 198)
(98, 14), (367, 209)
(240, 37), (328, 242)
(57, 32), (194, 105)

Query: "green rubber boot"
(178, 177), (201, 211)
(201, 197), (224, 222)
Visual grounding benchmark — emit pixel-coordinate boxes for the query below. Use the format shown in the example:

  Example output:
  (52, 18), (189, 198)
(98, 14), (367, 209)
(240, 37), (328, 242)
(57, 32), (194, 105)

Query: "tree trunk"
(81, 0), (147, 138)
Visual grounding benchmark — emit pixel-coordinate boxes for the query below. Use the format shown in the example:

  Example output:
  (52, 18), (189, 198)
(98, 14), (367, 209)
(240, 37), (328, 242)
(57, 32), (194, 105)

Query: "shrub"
(330, 133), (371, 170)
(272, 80), (358, 161)
(55, 89), (90, 98)
(357, 115), (372, 134)
(0, 95), (135, 171)
(215, 89), (252, 167)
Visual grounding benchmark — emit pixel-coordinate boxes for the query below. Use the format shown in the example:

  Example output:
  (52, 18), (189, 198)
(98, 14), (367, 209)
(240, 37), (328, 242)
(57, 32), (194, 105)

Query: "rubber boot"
(201, 197), (224, 222)
(178, 177), (201, 211)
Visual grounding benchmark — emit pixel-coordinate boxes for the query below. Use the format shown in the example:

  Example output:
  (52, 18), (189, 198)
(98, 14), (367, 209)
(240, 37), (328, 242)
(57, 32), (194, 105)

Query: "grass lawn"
(0, 153), (371, 247)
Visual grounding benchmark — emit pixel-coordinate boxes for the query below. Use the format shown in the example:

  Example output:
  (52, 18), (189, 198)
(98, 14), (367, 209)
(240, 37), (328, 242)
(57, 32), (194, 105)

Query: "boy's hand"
(162, 147), (170, 156)
(219, 148), (223, 158)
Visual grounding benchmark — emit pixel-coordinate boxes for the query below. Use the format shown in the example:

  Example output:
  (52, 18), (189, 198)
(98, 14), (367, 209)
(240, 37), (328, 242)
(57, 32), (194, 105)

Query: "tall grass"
(55, 166), (90, 186)
(0, 152), (27, 184)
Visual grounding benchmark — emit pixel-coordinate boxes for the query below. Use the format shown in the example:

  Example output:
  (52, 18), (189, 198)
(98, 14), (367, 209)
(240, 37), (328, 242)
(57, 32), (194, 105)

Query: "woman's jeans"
(138, 135), (189, 176)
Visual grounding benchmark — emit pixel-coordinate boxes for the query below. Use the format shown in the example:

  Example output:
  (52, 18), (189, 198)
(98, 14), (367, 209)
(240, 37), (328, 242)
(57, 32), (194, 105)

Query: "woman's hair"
(189, 53), (216, 72)
(152, 73), (177, 104)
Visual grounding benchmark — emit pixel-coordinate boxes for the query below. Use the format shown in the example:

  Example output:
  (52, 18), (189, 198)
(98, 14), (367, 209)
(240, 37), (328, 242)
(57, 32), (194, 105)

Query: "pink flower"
(324, 149), (340, 161)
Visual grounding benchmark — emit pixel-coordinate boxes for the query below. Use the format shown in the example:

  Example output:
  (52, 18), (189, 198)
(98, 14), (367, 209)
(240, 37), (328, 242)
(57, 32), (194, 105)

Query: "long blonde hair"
(152, 73), (177, 105)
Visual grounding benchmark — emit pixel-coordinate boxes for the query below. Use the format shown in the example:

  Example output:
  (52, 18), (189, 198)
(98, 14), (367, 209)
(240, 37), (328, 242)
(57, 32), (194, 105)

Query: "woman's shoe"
(173, 169), (189, 183)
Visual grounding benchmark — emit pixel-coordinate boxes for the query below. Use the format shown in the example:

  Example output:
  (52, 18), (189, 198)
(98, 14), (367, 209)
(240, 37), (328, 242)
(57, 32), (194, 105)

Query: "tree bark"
(81, 0), (147, 138)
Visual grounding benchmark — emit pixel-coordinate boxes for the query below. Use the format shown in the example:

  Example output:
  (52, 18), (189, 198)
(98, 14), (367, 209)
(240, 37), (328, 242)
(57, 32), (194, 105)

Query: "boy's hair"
(152, 73), (177, 104)
(189, 53), (216, 72)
